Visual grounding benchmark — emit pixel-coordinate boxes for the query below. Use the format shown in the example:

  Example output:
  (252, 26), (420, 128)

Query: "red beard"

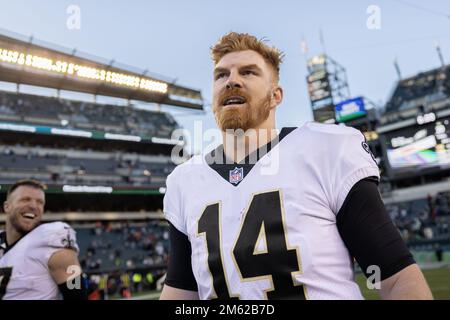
(213, 88), (272, 132)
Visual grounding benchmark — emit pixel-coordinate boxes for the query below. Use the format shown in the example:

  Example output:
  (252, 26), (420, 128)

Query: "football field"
(124, 267), (450, 300)
(356, 268), (450, 300)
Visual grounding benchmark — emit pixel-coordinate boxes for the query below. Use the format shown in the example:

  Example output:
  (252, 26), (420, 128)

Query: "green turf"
(356, 268), (450, 300)
(115, 268), (450, 300)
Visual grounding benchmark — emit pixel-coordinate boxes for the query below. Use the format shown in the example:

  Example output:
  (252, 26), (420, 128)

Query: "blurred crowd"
(78, 221), (169, 273)
(387, 193), (450, 243)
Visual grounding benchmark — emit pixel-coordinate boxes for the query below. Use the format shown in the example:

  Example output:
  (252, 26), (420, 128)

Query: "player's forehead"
(10, 185), (45, 201)
(214, 50), (269, 72)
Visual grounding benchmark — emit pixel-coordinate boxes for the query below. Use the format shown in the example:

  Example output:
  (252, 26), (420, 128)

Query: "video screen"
(385, 116), (450, 174)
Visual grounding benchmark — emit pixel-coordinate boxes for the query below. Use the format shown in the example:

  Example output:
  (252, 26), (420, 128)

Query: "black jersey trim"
(0, 224), (43, 255)
(205, 127), (297, 186)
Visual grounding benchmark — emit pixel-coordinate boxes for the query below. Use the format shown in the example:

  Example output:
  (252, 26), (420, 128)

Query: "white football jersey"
(0, 222), (79, 300)
(164, 122), (380, 300)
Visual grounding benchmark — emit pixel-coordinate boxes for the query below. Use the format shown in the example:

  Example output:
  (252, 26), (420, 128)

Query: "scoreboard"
(384, 116), (450, 177)
(306, 55), (334, 123)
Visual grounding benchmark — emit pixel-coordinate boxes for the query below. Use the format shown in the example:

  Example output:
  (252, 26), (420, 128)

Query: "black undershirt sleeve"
(165, 223), (198, 291)
(337, 178), (416, 281)
(58, 276), (88, 300)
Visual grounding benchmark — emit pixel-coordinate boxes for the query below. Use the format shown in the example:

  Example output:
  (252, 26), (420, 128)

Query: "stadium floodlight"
(0, 47), (168, 94)
(0, 31), (203, 109)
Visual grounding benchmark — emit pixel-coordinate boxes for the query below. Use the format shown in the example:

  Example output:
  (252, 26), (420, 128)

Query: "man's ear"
(3, 200), (9, 214)
(271, 86), (283, 108)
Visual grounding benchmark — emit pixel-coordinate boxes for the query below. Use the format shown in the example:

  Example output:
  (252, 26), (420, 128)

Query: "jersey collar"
(0, 225), (41, 255)
(0, 231), (7, 256)
(205, 127), (297, 186)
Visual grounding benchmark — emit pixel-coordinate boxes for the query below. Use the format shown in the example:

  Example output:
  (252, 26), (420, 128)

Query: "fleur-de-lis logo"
(61, 231), (75, 249)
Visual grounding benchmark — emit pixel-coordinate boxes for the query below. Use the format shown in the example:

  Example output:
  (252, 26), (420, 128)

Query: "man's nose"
(225, 71), (242, 90)
(26, 200), (41, 211)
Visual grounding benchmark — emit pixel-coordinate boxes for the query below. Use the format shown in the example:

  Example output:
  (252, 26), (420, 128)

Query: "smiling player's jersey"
(164, 122), (380, 300)
(0, 222), (79, 300)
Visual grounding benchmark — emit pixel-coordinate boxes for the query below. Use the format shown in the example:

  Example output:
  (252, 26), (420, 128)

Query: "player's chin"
(19, 218), (40, 232)
(217, 112), (249, 132)
(219, 118), (247, 132)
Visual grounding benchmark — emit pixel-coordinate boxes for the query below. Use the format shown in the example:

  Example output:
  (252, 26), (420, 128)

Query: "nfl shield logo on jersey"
(229, 167), (244, 184)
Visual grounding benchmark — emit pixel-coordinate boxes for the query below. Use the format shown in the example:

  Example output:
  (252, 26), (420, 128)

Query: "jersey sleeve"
(309, 124), (380, 214)
(333, 128), (380, 213)
(163, 169), (187, 235)
(34, 222), (80, 264)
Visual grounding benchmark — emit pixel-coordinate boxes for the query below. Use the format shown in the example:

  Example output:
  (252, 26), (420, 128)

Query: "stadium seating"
(0, 89), (179, 188)
(76, 221), (169, 273)
(0, 90), (179, 138)
(386, 197), (450, 243)
(385, 65), (450, 114)
(0, 145), (175, 187)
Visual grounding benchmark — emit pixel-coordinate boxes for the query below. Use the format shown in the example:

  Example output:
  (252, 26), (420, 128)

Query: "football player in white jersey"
(0, 180), (86, 300)
(160, 32), (432, 300)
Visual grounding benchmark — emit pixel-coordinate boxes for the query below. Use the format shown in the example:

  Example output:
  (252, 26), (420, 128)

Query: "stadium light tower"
(306, 54), (351, 123)
(435, 43), (445, 67)
(394, 57), (402, 80)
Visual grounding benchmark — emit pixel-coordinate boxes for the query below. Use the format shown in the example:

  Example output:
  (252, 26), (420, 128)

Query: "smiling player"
(0, 179), (86, 300)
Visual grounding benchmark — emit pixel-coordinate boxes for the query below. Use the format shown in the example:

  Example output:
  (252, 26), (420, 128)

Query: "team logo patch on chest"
(229, 167), (244, 184)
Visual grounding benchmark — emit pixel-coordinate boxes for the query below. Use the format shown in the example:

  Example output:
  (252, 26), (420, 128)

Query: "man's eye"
(243, 70), (255, 76)
(215, 73), (226, 80)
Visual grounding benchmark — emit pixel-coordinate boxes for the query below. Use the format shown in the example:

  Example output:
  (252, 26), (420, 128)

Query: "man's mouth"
(222, 96), (247, 107)
(22, 212), (37, 220)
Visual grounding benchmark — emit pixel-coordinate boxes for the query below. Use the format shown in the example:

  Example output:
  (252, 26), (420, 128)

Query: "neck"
(5, 223), (24, 247)
(222, 123), (278, 163)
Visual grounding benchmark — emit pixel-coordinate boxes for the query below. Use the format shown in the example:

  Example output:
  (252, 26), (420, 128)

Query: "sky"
(0, 0), (449, 153)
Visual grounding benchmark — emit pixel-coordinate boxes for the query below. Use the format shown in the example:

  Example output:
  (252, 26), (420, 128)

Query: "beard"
(213, 88), (272, 132)
(8, 209), (40, 236)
